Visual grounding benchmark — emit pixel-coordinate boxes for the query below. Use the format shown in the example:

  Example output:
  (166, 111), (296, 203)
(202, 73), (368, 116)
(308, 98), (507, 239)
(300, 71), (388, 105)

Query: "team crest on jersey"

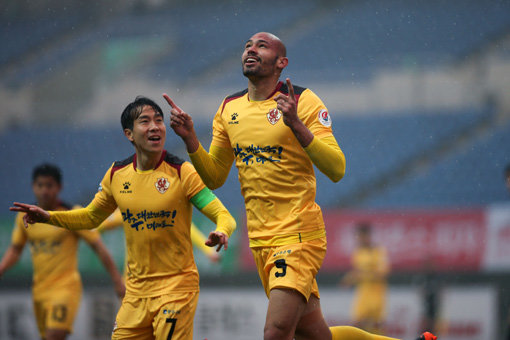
(155, 177), (170, 194)
(318, 109), (332, 127)
(267, 108), (282, 125)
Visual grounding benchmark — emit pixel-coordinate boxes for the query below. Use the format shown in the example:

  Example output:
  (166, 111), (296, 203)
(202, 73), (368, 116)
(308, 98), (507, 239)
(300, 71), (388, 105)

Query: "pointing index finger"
(162, 93), (183, 113)
(286, 78), (295, 101)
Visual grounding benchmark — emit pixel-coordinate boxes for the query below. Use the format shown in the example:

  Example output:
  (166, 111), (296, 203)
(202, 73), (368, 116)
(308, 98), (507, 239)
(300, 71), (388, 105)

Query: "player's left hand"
(205, 231), (229, 252)
(274, 78), (299, 127)
(9, 202), (50, 228)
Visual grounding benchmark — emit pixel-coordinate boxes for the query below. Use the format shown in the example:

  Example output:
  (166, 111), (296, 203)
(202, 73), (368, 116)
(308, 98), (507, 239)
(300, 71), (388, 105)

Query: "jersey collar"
(132, 150), (167, 172)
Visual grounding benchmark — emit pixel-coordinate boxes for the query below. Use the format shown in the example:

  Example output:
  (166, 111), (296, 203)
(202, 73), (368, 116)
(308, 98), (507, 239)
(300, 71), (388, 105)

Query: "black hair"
(356, 222), (372, 234)
(505, 164), (510, 177)
(121, 96), (164, 131)
(32, 163), (62, 184)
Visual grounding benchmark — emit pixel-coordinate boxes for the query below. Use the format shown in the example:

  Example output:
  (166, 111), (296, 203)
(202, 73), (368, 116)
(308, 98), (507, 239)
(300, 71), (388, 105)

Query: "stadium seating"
(360, 118), (510, 208)
(283, 0), (510, 83)
(4, 0), (510, 88)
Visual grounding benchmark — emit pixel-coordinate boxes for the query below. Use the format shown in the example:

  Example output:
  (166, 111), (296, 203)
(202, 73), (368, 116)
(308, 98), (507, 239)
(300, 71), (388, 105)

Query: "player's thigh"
(266, 288), (307, 336)
(294, 294), (331, 340)
(112, 296), (153, 340)
(152, 291), (199, 340)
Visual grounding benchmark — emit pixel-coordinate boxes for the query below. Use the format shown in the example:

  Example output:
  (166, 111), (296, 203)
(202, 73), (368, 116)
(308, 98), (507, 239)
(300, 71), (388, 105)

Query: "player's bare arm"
(9, 202), (50, 227)
(163, 93), (201, 153)
(274, 78), (314, 148)
(0, 244), (23, 278)
(89, 239), (126, 298)
(205, 231), (229, 252)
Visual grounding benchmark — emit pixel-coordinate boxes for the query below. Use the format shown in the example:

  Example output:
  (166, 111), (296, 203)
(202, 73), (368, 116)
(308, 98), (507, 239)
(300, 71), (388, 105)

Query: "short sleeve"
(298, 89), (333, 139)
(90, 165), (118, 213)
(211, 99), (231, 148)
(11, 213), (27, 247)
(180, 162), (207, 201)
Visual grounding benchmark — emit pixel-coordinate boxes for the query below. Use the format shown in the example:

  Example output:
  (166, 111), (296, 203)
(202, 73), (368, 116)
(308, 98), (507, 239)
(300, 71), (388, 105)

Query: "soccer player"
(341, 223), (389, 334)
(0, 163), (124, 340)
(10, 96), (236, 340)
(165, 32), (436, 340)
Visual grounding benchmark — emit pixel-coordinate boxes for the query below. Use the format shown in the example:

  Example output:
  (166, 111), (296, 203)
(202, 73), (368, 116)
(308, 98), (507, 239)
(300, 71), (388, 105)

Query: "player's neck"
(136, 150), (163, 171)
(38, 199), (59, 211)
(247, 77), (280, 101)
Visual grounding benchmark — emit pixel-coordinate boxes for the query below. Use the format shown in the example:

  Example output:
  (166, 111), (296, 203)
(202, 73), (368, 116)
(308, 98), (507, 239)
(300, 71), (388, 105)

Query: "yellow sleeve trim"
(304, 135), (346, 182)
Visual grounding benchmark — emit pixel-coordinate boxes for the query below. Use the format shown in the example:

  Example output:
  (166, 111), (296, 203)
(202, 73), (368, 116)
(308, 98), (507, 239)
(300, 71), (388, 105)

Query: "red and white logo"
(155, 177), (170, 194)
(267, 108), (282, 125)
(318, 109), (332, 127)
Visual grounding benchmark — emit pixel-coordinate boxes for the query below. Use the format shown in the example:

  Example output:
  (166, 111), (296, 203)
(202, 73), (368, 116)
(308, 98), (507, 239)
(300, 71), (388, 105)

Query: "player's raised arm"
(163, 93), (234, 190)
(163, 93), (200, 153)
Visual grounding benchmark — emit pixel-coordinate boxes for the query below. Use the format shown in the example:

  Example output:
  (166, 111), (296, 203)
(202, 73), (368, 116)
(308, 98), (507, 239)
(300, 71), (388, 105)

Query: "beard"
(242, 56), (279, 78)
(242, 65), (260, 78)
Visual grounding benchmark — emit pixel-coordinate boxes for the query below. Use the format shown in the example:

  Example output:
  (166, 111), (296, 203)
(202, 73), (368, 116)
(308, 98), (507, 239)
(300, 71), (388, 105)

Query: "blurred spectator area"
(0, 0), (509, 213)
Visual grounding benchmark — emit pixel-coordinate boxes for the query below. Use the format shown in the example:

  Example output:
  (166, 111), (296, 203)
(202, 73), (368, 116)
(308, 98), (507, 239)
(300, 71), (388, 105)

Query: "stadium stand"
(361, 118), (510, 208)
(283, 0), (510, 83)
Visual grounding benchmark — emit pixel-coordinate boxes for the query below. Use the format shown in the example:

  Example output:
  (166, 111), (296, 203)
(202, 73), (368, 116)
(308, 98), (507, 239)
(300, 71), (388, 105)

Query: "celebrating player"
(341, 222), (390, 334)
(10, 96), (236, 340)
(165, 32), (436, 340)
(0, 163), (124, 340)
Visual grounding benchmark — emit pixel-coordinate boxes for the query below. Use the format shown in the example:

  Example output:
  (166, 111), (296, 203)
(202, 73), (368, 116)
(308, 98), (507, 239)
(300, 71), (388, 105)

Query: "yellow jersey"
(11, 203), (100, 297)
(91, 151), (205, 297)
(211, 81), (333, 242)
(352, 246), (389, 294)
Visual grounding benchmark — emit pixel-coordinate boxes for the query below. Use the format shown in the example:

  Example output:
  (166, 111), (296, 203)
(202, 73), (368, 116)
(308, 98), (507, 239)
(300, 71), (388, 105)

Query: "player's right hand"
(163, 93), (195, 139)
(205, 231), (229, 252)
(9, 202), (50, 227)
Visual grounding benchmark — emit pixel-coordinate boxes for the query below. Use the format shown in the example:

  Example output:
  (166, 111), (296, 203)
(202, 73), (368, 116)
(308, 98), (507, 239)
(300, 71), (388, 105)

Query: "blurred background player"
(10, 96), (236, 340)
(341, 222), (390, 335)
(0, 163), (124, 340)
(98, 209), (220, 264)
(166, 31), (435, 340)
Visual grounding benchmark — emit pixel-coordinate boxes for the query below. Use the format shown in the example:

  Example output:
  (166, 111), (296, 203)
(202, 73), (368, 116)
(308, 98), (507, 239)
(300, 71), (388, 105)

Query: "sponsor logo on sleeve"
(318, 109), (332, 127)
